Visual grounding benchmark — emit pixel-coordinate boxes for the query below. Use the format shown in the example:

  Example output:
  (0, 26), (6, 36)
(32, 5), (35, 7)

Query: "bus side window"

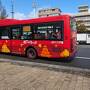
(22, 25), (33, 40)
(0, 27), (11, 39)
(11, 27), (22, 40)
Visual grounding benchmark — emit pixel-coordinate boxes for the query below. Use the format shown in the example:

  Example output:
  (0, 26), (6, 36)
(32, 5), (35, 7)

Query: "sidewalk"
(0, 61), (90, 90)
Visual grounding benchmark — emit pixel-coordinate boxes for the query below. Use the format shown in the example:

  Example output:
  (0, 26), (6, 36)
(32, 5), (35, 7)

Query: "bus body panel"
(11, 40), (23, 54)
(0, 15), (77, 59)
(0, 40), (11, 53)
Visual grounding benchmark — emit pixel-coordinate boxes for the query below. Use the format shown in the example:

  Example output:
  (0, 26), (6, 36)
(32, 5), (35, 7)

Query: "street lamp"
(32, 0), (37, 17)
(11, 0), (14, 19)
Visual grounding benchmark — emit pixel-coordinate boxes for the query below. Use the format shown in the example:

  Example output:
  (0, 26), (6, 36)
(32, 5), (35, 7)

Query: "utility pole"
(32, 0), (37, 17)
(11, 0), (14, 19)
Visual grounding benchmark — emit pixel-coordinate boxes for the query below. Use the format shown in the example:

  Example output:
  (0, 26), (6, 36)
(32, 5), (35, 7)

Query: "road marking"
(76, 57), (90, 60)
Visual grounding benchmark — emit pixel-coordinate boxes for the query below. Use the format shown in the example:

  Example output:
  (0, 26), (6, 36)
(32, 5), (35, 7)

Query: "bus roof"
(0, 19), (19, 27)
(0, 15), (70, 27)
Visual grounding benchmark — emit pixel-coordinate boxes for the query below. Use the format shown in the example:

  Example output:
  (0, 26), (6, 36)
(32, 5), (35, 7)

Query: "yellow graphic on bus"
(1, 43), (10, 53)
(41, 46), (51, 57)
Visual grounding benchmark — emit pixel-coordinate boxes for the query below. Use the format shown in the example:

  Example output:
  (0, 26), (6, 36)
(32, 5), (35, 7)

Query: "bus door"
(11, 25), (32, 54)
(11, 40), (22, 54)
(11, 27), (22, 54)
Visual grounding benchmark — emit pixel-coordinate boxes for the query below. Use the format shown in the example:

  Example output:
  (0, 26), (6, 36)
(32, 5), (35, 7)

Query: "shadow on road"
(0, 53), (74, 63)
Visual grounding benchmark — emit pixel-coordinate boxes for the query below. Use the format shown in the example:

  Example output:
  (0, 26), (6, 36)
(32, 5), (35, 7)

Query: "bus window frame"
(0, 21), (64, 41)
(0, 26), (11, 40)
(32, 21), (64, 41)
(11, 25), (22, 40)
(21, 24), (34, 40)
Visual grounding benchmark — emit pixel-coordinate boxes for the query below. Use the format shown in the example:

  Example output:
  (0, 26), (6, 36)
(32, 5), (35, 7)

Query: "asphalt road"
(0, 45), (90, 69)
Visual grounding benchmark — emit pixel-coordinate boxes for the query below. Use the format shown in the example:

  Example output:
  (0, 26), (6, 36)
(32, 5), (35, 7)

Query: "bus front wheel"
(26, 48), (37, 59)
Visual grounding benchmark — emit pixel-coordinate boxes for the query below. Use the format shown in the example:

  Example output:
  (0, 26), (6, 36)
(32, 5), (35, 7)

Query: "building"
(75, 5), (90, 31)
(38, 8), (61, 17)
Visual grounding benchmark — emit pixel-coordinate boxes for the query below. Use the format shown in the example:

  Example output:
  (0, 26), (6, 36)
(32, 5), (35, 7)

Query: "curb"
(0, 58), (90, 74)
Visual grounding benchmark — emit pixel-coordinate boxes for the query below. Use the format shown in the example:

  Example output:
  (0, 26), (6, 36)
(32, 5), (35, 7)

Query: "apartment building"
(75, 5), (90, 31)
(38, 8), (61, 17)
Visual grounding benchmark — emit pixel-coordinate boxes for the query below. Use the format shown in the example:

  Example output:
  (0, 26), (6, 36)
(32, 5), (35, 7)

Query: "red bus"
(0, 15), (77, 60)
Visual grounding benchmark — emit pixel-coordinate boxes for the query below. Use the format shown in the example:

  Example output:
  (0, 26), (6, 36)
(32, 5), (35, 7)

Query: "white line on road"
(76, 57), (90, 60)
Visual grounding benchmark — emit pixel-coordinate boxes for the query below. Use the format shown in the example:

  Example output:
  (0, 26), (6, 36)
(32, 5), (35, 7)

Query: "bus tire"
(63, 57), (74, 62)
(67, 57), (73, 61)
(26, 48), (37, 59)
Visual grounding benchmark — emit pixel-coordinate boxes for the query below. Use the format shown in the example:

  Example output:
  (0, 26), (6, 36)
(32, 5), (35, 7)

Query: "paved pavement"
(0, 62), (90, 90)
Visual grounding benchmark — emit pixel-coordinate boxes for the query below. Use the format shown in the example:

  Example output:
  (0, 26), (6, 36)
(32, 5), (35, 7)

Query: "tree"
(76, 21), (88, 33)
(0, 0), (7, 19)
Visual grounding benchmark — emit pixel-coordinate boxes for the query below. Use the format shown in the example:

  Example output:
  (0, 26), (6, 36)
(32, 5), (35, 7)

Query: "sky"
(1, 0), (90, 19)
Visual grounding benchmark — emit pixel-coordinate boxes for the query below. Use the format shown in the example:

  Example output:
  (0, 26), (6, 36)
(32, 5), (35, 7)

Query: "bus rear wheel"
(26, 48), (37, 59)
